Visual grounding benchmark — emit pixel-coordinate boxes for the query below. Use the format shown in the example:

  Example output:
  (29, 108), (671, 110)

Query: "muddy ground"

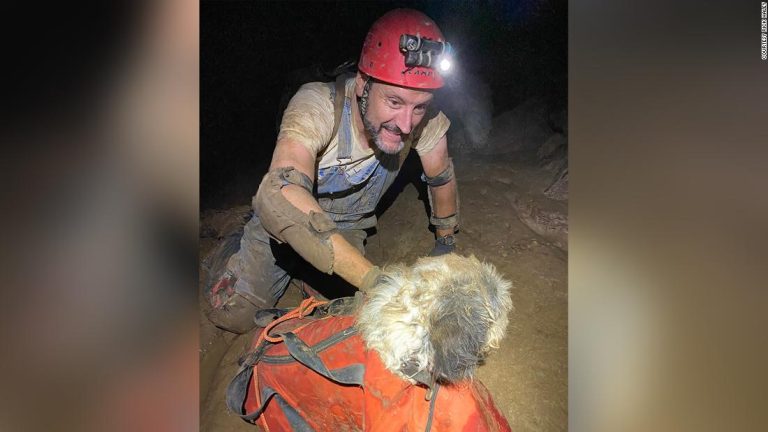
(199, 149), (567, 431)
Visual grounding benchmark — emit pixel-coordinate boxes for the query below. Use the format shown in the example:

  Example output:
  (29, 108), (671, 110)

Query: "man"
(207, 9), (460, 333)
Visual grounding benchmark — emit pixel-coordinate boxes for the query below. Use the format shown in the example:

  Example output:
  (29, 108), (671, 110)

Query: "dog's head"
(356, 254), (513, 383)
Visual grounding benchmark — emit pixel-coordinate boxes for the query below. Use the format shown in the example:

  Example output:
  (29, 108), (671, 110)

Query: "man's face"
(360, 80), (434, 154)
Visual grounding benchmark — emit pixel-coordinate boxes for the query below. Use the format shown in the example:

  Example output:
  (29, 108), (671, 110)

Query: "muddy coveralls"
(205, 79), (444, 333)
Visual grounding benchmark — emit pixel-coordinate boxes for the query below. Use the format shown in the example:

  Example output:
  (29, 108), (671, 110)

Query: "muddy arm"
(419, 135), (458, 237)
(268, 138), (375, 288)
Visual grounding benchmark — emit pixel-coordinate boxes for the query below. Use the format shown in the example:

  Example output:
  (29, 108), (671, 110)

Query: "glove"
(360, 266), (383, 293)
(429, 234), (456, 256)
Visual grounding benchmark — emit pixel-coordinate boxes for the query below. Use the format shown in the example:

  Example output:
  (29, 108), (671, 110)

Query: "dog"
(357, 254), (513, 384)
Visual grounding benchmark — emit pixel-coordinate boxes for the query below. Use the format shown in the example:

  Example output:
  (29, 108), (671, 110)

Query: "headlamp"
(399, 34), (453, 72)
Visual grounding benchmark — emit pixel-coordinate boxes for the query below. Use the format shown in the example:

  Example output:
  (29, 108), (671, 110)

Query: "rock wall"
(438, 70), (494, 155)
(482, 97), (553, 155)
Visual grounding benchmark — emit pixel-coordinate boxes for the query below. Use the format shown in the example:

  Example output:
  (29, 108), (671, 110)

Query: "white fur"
(356, 254), (513, 383)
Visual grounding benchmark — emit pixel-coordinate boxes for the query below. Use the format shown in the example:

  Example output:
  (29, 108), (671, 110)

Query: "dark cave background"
(201, 0), (566, 210)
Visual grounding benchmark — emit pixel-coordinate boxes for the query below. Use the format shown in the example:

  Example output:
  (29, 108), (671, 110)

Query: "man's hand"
(429, 234), (456, 256)
(360, 266), (383, 293)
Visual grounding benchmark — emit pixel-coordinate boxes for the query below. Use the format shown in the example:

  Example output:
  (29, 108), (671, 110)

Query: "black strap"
(228, 374), (319, 430)
(255, 296), (357, 329)
(283, 332), (365, 385)
(323, 294), (361, 316)
(274, 390), (317, 431)
(226, 327), (365, 423)
(424, 383), (440, 432)
(226, 361), (364, 423)
(253, 307), (291, 327)
(400, 363), (437, 398)
(226, 366), (266, 422)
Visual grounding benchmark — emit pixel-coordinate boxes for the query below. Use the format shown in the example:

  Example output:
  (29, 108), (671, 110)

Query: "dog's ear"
(428, 286), (487, 382)
(478, 260), (514, 351)
(425, 256), (513, 382)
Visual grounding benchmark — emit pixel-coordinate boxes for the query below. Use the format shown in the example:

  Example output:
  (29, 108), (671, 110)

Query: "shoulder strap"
(330, 74), (347, 140)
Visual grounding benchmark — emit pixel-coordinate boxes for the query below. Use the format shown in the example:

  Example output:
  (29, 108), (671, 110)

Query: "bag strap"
(226, 316), (364, 423)
(424, 383), (440, 432)
(226, 366), (263, 422)
(226, 343), (364, 422)
(253, 307), (291, 327)
(282, 331), (364, 385)
(227, 368), (308, 425)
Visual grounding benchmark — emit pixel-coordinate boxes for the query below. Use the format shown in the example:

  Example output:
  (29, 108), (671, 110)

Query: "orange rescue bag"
(226, 297), (512, 431)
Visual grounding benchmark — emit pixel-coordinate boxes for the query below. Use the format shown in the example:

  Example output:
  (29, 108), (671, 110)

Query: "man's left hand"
(429, 234), (456, 256)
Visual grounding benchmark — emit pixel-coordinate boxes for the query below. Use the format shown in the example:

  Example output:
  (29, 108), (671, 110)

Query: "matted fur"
(356, 254), (513, 383)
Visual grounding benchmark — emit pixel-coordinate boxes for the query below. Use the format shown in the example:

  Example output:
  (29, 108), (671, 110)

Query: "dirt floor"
(199, 149), (568, 431)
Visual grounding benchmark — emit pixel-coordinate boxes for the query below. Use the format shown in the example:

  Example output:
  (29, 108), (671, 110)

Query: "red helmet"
(359, 9), (449, 89)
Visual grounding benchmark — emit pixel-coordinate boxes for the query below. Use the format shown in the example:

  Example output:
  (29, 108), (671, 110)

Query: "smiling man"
(206, 9), (460, 333)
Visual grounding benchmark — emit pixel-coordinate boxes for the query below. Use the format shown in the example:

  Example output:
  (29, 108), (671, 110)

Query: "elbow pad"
(254, 167), (337, 274)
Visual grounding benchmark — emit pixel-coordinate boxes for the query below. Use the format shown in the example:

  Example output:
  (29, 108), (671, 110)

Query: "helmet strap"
(357, 77), (373, 118)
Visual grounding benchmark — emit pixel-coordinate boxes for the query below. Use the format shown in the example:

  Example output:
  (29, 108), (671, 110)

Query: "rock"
(543, 153), (567, 174)
(544, 166), (568, 201)
(547, 109), (567, 135)
(537, 133), (566, 162)
(506, 191), (568, 251)
(482, 97), (552, 154)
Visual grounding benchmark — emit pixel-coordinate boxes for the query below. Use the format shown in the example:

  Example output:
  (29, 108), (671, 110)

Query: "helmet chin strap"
(357, 77), (373, 117)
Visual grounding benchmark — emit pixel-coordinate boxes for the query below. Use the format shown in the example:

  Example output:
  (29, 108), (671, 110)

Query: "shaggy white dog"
(356, 254), (513, 384)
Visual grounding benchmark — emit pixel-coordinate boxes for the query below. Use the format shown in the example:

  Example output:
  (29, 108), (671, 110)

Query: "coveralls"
(206, 78), (450, 316)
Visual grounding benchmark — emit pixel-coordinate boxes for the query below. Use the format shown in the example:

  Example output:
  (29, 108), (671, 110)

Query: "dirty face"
(358, 78), (434, 154)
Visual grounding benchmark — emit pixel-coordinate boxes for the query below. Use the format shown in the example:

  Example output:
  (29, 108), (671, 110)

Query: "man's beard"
(363, 115), (405, 155)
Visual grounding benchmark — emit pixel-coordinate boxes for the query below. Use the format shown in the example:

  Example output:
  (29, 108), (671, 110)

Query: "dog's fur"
(356, 254), (513, 384)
